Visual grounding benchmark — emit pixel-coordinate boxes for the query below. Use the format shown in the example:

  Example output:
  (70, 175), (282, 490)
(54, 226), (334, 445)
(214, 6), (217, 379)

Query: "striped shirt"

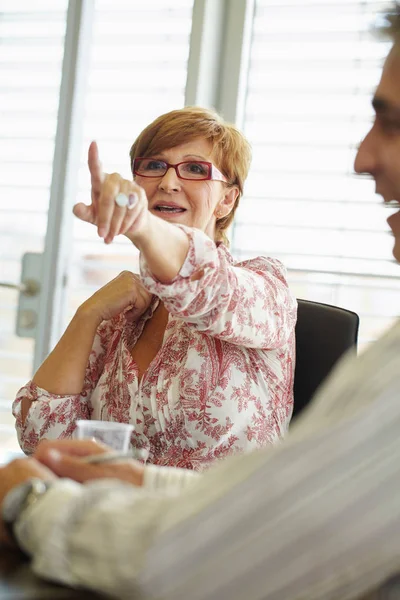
(15, 318), (400, 599)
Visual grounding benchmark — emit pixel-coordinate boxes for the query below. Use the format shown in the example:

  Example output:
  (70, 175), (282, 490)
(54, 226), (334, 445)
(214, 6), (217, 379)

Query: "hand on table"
(0, 439), (145, 546)
(0, 458), (56, 547)
(34, 440), (145, 487)
(73, 141), (151, 245)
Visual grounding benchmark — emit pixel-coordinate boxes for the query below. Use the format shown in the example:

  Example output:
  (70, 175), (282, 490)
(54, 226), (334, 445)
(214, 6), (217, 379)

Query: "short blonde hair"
(129, 106), (252, 246)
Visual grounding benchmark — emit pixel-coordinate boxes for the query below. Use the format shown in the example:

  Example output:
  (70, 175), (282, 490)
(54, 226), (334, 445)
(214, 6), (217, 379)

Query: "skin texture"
(354, 45), (400, 261)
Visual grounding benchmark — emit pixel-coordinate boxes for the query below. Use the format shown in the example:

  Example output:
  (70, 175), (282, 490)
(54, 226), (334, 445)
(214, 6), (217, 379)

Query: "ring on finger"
(115, 192), (129, 208)
(115, 192), (138, 209)
(127, 193), (138, 210)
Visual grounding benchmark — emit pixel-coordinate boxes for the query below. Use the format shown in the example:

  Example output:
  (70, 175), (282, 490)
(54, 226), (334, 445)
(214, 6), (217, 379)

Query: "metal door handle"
(0, 279), (40, 297)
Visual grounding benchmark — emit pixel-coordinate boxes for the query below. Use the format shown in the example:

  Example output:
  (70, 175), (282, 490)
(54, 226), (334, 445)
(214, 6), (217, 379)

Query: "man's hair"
(129, 106), (252, 246)
(380, 2), (400, 41)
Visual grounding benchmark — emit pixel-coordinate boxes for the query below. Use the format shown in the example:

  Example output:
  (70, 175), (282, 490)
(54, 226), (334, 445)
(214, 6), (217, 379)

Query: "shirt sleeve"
(140, 225), (297, 349)
(12, 318), (117, 455)
(143, 464), (200, 492)
(14, 320), (400, 600)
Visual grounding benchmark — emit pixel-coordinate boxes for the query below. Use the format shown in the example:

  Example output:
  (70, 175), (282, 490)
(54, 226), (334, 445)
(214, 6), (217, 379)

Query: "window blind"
(65, 0), (194, 321)
(234, 0), (399, 348)
(0, 0), (68, 447)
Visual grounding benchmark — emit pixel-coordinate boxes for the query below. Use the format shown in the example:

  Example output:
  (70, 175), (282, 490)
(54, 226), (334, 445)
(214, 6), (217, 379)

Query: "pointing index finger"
(88, 140), (104, 193)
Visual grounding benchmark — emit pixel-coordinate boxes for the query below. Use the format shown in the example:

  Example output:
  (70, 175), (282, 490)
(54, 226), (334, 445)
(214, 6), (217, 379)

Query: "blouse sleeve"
(140, 225), (297, 349)
(12, 317), (117, 455)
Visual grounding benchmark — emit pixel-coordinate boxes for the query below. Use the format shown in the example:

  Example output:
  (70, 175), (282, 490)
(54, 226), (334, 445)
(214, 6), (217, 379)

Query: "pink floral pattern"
(13, 226), (297, 471)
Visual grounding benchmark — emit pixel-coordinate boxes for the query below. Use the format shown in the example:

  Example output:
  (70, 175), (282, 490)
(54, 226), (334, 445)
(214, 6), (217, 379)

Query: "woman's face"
(134, 138), (238, 240)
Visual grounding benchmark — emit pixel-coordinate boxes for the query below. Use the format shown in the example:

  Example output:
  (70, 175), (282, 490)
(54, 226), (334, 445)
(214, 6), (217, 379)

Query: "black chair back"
(293, 299), (359, 420)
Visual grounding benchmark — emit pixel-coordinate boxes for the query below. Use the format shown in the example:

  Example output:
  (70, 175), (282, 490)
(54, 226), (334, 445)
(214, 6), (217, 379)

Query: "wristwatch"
(2, 478), (52, 545)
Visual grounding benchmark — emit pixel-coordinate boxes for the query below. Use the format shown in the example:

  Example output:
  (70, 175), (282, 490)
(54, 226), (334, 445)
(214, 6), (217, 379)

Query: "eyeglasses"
(132, 158), (227, 182)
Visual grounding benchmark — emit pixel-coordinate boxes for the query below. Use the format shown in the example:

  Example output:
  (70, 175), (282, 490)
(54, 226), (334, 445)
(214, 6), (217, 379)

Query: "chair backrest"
(293, 299), (359, 420)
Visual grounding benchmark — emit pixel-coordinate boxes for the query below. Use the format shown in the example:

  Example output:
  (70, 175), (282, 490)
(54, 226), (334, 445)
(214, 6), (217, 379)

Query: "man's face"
(354, 46), (400, 261)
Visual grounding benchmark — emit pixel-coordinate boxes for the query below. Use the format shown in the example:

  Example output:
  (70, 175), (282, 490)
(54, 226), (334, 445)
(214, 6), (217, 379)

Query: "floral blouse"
(13, 226), (297, 471)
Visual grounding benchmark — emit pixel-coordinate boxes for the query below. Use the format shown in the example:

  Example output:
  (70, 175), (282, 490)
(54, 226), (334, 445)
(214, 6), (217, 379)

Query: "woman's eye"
(146, 160), (165, 170)
(186, 162), (207, 174)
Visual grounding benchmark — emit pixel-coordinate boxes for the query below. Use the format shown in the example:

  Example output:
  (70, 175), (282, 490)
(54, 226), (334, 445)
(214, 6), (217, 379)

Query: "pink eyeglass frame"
(132, 158), (228, 183)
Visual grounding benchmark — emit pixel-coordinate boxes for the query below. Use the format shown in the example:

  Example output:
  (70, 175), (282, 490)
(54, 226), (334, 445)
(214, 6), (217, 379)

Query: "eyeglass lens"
(134, 159), (210, 180)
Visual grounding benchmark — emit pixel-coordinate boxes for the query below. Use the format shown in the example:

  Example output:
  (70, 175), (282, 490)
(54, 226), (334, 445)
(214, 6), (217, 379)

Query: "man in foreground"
(1, 5), (400, 599)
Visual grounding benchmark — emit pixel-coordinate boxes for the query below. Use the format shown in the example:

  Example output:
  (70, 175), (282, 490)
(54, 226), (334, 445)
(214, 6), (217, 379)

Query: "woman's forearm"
(130, 214), (190, 284)
(21, 308), (100, 424)
(31, 307), (101, 397)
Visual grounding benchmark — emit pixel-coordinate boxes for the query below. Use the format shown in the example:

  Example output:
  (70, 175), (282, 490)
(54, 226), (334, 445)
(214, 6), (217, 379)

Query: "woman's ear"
(215, 186), (240, 219)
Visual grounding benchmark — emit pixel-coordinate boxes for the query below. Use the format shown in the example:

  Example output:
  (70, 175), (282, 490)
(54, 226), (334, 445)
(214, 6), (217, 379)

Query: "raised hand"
(79, 270), (152, 324)
(73, 141), (150, 245)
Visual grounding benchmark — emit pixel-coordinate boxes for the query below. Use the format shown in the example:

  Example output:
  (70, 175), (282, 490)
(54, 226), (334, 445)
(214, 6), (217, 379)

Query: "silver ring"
(115, 193), (129, 208)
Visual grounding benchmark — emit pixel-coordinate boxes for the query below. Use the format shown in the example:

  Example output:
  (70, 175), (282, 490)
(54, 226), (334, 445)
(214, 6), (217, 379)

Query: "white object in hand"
(75, 420), (134, 452)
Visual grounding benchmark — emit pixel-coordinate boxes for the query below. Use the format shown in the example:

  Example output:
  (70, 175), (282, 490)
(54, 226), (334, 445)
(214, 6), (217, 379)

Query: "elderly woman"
(13, 107), (297, 470)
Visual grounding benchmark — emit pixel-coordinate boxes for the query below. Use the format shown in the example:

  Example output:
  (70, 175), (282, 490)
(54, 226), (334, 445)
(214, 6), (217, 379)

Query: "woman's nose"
(158, 167), (181, 192)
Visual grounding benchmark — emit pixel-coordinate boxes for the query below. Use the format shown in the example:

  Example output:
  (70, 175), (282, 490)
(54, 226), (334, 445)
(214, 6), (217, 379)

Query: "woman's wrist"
(75, 302), (104, 328)
(133, 216), (189, 284)
(125, 210), (155, 251)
